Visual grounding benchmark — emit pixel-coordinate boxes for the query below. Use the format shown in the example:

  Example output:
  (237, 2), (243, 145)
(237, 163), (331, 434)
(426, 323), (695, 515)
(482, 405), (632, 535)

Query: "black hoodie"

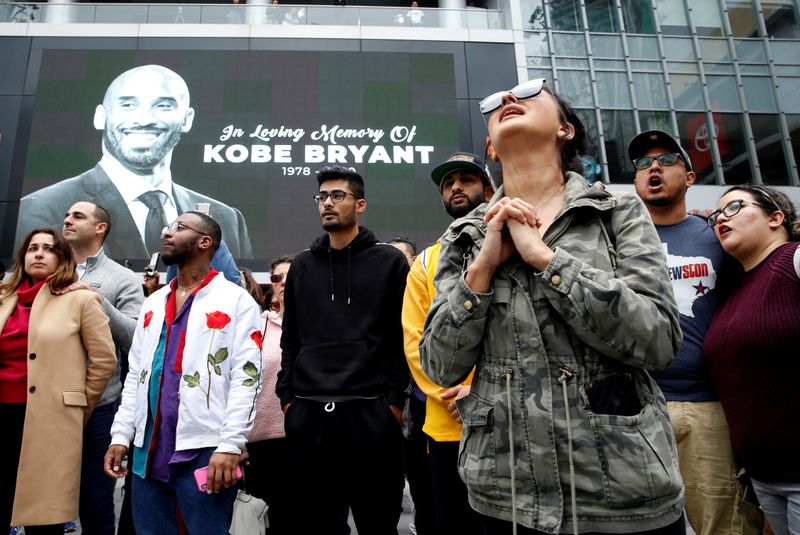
(276, 227), (410, 408)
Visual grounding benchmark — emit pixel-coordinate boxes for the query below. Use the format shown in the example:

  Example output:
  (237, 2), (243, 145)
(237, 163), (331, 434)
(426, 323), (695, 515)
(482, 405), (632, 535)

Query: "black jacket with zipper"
(276, 227), (410, 409)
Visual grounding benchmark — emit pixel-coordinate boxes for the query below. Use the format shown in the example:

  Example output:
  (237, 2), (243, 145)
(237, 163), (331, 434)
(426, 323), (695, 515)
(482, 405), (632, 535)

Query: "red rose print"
(143, 311), (153, 328)
(206, 311), (231, 330)
(250, 330), (263, 350)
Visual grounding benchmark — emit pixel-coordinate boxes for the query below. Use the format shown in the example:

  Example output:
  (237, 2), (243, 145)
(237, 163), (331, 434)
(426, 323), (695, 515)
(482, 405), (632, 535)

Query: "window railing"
(0, 2), (507, 29)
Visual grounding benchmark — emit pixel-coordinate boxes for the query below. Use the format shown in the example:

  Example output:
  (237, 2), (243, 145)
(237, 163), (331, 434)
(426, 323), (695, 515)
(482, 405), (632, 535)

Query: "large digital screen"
(16, 49), (461, 265)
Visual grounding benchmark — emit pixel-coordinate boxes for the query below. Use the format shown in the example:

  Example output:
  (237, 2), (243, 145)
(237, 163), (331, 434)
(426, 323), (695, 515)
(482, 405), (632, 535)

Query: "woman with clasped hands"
(419, 79), (684, 535)
(0, 228), (116, 534)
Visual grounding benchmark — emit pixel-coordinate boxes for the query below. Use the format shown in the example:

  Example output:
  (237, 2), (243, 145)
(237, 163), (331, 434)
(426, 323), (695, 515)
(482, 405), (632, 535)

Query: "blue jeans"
(131, 448), (237, 535)
(751, 479), (800, 535)
(80, 401), (119, 535)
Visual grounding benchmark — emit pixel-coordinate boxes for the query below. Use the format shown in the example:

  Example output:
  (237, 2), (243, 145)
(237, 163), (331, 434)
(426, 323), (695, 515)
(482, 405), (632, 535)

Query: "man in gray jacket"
(60, 201), (144, 535)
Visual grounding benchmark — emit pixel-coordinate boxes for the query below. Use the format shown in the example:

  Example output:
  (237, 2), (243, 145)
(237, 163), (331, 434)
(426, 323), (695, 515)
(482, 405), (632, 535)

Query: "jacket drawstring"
(328, 249), (335, 301)
(558, 367), (578, 535)
(505, 368), (517, 535)
(347, 246), (352, 305)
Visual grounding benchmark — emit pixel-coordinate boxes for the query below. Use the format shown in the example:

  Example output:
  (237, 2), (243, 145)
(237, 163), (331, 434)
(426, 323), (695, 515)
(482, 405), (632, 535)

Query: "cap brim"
(431, 161), (487, 188)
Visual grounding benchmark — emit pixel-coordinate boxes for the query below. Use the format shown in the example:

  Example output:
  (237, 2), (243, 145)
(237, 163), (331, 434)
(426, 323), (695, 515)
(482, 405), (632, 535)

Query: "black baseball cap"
(627, 130), (693, 171)
(431, 152), (491, 190)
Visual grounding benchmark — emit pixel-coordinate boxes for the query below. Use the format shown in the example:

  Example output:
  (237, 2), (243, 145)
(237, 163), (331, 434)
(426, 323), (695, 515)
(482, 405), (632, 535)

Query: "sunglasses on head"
(479, 78), (547, 116)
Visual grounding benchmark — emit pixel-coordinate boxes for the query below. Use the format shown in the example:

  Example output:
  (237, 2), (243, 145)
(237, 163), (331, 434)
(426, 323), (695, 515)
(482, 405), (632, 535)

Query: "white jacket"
(111, 272), (263, 455)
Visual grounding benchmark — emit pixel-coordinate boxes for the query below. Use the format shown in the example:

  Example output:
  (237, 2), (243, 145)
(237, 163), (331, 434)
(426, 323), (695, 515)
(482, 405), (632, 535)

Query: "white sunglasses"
(479, 78), (547, 115)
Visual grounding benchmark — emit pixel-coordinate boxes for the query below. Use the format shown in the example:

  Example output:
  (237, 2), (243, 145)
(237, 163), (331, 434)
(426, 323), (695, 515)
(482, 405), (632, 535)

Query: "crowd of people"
(1, 77), (798, 535)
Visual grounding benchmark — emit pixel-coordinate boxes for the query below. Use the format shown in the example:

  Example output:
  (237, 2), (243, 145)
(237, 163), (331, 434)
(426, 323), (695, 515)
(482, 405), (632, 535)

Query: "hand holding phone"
(194, 452), (242, 493)
(193, 465), (242, 492)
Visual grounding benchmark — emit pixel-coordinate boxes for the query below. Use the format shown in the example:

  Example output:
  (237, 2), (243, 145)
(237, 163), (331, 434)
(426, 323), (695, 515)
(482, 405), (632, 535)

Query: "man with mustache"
(402, 152), (493, 535)
(15, 65), (252, 261)
(629, 131), (759, 535)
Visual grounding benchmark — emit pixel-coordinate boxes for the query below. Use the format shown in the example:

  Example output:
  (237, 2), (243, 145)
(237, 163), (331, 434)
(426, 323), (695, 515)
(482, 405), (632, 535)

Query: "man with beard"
(629, 131), (759, 535)
(15, 65), (252, 261)
(401, 151), (493, 535)
(103, 211), (261, 534)
(276, 166), (410, 535)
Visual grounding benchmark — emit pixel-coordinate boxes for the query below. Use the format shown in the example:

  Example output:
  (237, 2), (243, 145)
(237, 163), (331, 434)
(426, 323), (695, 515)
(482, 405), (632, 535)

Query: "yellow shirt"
(402, 242), (473, 442)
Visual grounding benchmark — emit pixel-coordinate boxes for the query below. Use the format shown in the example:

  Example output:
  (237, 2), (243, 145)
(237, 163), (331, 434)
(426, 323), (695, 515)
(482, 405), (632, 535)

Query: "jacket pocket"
(62, 390), (88, 407)
(457, 394), (501, 501)
(295, 340), (371, 395)
(581, 386), (682, 508)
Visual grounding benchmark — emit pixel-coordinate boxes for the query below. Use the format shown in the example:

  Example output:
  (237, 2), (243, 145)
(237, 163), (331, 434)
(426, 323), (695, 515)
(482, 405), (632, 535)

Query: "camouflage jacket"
(420, 173), (684, 533)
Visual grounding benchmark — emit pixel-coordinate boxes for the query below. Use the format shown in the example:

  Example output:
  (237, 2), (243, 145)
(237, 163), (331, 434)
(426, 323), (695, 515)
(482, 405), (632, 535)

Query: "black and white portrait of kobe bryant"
(15, 64), (253, 260)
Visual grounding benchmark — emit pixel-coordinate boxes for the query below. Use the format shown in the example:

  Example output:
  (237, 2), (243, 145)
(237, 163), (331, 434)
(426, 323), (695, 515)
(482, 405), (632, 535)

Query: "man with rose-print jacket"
(104, 211), (262, 535)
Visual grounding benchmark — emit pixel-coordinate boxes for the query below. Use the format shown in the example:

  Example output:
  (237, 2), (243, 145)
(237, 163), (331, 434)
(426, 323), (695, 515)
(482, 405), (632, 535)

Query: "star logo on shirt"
(693, 281), (709, 295)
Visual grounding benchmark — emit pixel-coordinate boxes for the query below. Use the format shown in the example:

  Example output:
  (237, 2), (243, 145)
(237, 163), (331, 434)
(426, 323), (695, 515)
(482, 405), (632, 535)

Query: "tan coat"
(0, 284), (117, 526)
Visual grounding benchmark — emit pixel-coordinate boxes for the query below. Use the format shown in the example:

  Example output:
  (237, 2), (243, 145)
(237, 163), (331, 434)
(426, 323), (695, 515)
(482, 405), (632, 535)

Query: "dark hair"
(316, 166), (365, 199)
(185, 211), (222, 253)
(1, 228), (77, 299)
(239, 267), (265, 310)
(723, 185), (798, 240)
(93, 203), (112, 241)
(270, 254), (294, 273)
(542, 86), (592, 178)
(387, 235), (417, 257)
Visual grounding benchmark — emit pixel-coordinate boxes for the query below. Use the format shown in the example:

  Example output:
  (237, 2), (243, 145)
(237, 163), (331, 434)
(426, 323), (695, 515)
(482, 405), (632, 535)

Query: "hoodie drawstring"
(327, 247), (353, 305)
(347, 246), (352, 305)
(505, 368), (517, 535)
(328, 249), (335, 302)
(558, 367), (578, 535)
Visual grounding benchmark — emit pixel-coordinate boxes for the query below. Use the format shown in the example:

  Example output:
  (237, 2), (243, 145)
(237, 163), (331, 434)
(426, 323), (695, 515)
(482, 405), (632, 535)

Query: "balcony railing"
(0, 2), (506, 29)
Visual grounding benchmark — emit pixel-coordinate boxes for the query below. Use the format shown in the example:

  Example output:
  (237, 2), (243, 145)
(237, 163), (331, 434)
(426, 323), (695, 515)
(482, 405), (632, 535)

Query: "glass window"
(527, 56), (552, 67)
(739, 64), (770, 74)
(627, 35), (659, 59)
(596, 59), (628, 69)
(734, 40), (766, 62)
(557, 70), (594, 108)
(705, 63), (735, 74)
(787, 114), (800, 172)
(699, 38), (731, 62)
(601, 109), (637, 182)
(596, 71), (631, 108)
(558, 58), (590, 68)
(771, 41), (800, 65)
(726, 0), (760, 37)
(634, 72), (669, 109)
(715, 113), (751, 183)
(630, 60), (662, 71)
(692, 1), (725, 36)
(549, 0), (582, 31)
(590, 34), (624, 58)
(528, 68), (553, 82)
(662, 37), (696, 61)
(621, 0), (656, 34)
(676, 111), (718, 183)
(749, 114), (790, 184)
(585, 0), (620, 32)
(778, 77), (800, 113)
(742, 77), (777, 112)
(522, 0), (546, 30)
(639, 111), (672, 132)
(525, 32), (550, 57)
(667, 61), (698, 73)
(654, 0), (690, 35)
(553, 32), (587, 56)
(575, 109), (604, 183)
(671, 74), (705, 110)
(763, 0), (800, 38)
(707, 75), (741, 111)
(776, 65), (800, 75)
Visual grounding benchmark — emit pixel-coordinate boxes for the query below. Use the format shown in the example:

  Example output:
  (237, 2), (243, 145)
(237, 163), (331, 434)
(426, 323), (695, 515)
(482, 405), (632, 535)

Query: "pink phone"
(193, 465), (243, 492)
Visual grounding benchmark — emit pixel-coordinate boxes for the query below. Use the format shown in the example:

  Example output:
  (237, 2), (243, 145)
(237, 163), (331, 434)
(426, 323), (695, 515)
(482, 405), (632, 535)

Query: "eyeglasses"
(313, 190), (359, 205)
(479, 78), (547, 116)
(161, 220), (208, 238)
(270, 273), (285, 284)
(632, 153), (685, 170)
(707, 199), (769, 227)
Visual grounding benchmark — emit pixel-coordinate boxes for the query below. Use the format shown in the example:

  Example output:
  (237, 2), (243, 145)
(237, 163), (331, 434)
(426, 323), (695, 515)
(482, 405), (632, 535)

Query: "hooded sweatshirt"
(276, 227), (410, 408)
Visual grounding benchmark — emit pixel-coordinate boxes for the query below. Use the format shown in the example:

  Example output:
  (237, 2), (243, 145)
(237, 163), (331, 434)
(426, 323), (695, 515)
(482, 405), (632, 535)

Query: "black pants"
(244, 437), (293, 534)
(478, 512), (686, 535)
(429, 440), (482, 535)
(404, 396), (435, 535)
(0, 403), (63, 535)
(285, 398), (405, 535)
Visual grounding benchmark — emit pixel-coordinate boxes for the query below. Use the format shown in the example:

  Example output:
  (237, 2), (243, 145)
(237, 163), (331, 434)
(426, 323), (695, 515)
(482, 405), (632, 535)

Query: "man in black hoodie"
(276, 166), (410, 535)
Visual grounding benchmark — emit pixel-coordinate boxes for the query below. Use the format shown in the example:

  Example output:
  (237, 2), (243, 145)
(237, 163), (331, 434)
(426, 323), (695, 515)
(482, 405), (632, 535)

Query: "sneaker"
(63, 522), (78, 533)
